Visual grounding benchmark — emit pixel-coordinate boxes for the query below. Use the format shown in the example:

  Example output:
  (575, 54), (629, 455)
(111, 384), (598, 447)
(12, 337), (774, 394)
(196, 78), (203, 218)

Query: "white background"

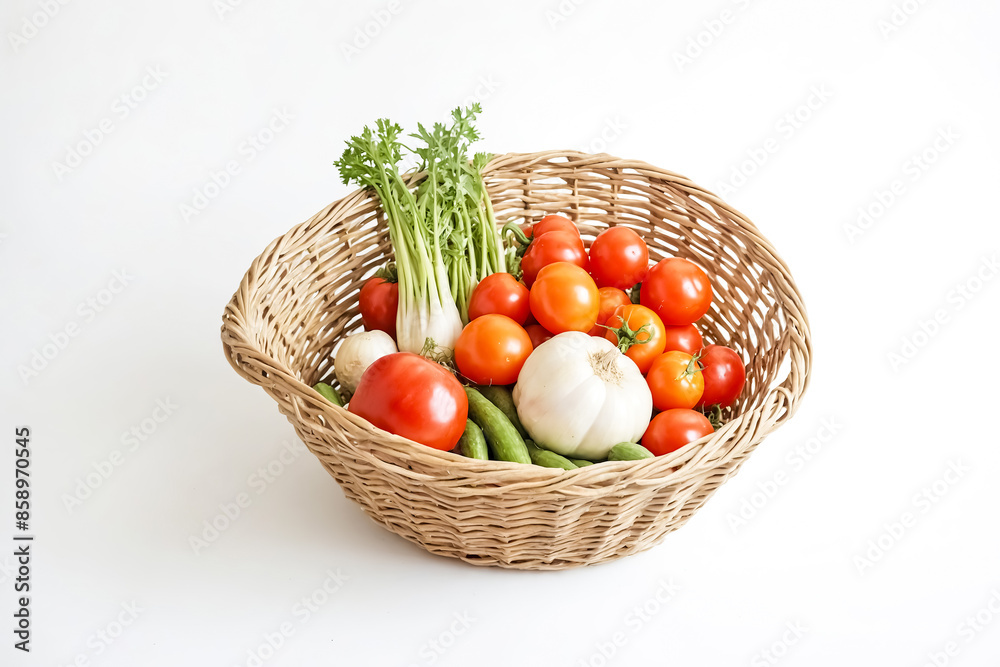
(2, 1), (999, 665)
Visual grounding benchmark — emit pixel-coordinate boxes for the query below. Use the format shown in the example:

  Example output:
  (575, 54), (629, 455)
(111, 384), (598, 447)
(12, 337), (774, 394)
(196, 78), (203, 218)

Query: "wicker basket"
(221, 150), (811, 570)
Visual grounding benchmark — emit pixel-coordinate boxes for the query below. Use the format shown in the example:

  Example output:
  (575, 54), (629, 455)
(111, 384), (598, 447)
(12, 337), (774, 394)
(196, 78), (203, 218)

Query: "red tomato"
(642, 409), (714, 456)
(521, 231), (589, 287)
(468, 273), (530, 324)
(455, 314), (533, 385)
(697, 345), (746, 408)
(358, 277), (399, 339)
(587, 287), (632, 336)
(525, 324), (554, 348)
(532, 214), (580, 239)
(529, 262), (600, 334)
(661, 324), (704, 355)
(588, 226), (650, 289)
(640, 258), (713, 325)
(645, 350), (705, 410)
(603, 304), (666, 374)
(348, 353), (467, 450)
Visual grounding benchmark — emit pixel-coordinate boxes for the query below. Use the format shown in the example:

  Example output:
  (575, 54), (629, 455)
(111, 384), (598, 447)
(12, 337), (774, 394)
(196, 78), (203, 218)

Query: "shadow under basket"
(221, 150), (812, 570)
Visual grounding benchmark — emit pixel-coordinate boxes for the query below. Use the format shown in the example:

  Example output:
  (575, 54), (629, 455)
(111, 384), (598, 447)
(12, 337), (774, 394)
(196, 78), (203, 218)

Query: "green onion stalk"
(411, 105), (504, 322)
(335, 106), (503, 354)
(335, 118), (463, 354)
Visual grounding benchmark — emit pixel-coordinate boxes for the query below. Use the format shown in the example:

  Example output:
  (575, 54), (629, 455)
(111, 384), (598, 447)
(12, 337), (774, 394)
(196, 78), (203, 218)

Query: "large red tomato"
(640, 258), (713, 325)
(358, 277), (399, 339)
(588, 226), (650, 289)
(521, 231), (589, 287)
(642, 409), (715, 456)
(697, 345), (746, 408)
(455, 314), (533, 385)
(468, 273), (530, 324)
(348, 353), (468, 451)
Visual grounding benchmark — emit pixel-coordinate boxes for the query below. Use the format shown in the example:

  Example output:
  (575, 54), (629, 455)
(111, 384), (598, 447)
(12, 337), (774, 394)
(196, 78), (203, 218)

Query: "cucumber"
(458, 420), (489, 460)
(607, 442), (655, 461)
(464, 388), (531, 464)
(476, 385), (528, 438)
(525, 440), (578, 471)
(569, 458), (594, 467)
(313, 382), (343, 407)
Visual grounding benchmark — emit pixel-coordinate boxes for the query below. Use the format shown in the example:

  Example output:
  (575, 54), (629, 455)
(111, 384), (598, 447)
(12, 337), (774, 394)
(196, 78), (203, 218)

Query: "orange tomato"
(529, 262), (600, 334)
(645, 350), (705, 410)
(603, 304), (666, 374)
(454, 314), (532, 385)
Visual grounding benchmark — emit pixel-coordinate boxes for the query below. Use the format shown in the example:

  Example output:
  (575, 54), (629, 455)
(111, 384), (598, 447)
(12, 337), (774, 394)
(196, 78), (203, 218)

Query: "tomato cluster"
(498, 215), (745, 455)
(354, 214), (748, 457)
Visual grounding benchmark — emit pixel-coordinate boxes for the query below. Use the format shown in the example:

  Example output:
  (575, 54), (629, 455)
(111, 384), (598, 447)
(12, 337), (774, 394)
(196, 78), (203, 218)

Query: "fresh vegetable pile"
(319, 107), (747, 468)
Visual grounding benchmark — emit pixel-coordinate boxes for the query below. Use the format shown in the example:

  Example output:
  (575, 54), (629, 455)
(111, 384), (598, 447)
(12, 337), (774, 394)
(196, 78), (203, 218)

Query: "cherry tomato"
(661, 324), (704, 355)
(521, 231), (588, 287)
(645, 350), (705, 410)
(587, 287), (632, 336)
(640, 257), (713, 325)
(603, 304), (666, 374)
(532, 214), (580, 239)
(455, 314), (533, 386)
(468, 273), (530, 324)
(529, 262), (600, 334)
(348, 352), (467, 450)
(642, 409), (714, 456)
(358, 277), (399, 339)
(588, 226), (650, 289)
(525, 324), (554, 348)
(697, 344), (746, 408)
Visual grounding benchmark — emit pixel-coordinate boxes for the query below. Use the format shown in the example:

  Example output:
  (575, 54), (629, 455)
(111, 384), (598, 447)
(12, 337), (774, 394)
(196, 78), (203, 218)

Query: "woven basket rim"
(221, 150), (811, 488)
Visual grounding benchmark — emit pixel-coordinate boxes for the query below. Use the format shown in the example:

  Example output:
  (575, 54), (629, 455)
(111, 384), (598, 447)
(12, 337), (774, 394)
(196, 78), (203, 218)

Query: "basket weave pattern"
(221, 151), (811, 570)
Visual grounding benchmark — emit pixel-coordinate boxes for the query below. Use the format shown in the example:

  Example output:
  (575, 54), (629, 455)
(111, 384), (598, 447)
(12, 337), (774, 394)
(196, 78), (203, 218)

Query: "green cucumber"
(607, 442), (655, 461)
(476, 385), (528, 438)
(313, 382), (343, 407)
(569, 458), (594, 467)
(525, 440), (578, 471)
(458, 419), (489, 460)
(464, 387), (531, 464)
